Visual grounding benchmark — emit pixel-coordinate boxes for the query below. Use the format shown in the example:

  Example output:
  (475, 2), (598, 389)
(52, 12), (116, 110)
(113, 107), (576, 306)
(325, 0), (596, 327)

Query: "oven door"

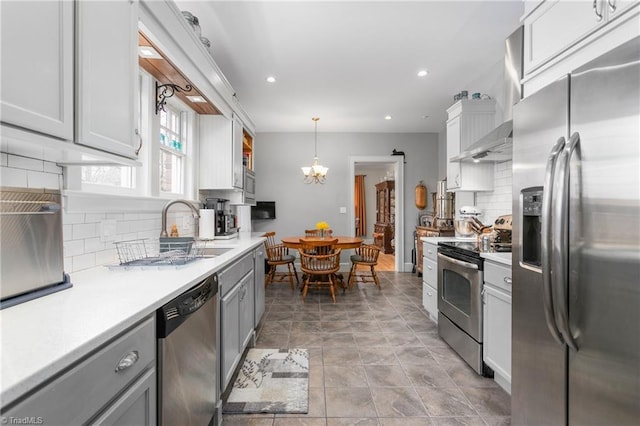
(437, 252), (483, 341)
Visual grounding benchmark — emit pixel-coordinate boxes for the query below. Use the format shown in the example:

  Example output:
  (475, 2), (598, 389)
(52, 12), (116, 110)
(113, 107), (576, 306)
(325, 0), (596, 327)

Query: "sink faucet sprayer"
(160, 199), (200, 237)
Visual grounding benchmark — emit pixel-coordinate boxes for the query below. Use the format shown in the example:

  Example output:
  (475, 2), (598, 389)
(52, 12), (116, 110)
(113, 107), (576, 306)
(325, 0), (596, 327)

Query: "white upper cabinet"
(523, 0), (640, 94)
(446, 99), (495, 192)
(0, 1), (74, 141)
(76, 0), (140, 159)
(1, 0), (140, 162)
(199, 115), (243, 190)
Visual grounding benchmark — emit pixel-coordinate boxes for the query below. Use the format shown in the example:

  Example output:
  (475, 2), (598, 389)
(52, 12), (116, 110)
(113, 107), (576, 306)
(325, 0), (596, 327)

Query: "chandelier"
(301, 117), (328, 184)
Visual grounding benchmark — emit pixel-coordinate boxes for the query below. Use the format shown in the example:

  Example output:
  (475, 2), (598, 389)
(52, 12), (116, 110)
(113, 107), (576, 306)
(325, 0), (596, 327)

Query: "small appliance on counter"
(0, 187), (72, 309)
(492, 214), (512, 252)
(205, 198), (239, 239)
(455, 206), (483, 238)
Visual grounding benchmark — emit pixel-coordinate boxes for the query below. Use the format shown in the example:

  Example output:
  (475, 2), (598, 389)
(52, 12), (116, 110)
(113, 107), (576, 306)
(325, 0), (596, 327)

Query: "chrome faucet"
(160, 199), (200, 238)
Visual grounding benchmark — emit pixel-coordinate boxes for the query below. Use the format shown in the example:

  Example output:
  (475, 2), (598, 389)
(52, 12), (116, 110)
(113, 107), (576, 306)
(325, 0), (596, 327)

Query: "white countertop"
(420, 236), (460, 244)
(481, 251), (512, 266)
(0, 234), (265, 407)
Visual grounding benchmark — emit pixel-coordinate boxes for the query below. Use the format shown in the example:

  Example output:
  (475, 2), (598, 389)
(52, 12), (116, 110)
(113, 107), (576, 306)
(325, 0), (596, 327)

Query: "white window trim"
(62, 190), (200, 213)
(65, 69), (198, 208)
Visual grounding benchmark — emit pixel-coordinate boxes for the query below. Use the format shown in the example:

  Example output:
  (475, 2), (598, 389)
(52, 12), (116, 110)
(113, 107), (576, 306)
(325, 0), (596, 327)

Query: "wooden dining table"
(281, 236), (363, 292)
(280, 236), (364, 250)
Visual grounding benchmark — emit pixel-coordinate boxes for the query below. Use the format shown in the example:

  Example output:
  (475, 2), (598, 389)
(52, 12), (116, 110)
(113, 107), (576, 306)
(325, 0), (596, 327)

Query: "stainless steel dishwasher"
(157, 274), (219, 426)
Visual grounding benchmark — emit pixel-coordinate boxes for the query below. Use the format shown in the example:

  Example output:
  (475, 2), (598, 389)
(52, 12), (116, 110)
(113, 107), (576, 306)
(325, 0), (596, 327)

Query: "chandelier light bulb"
(302, 118), (328, 184)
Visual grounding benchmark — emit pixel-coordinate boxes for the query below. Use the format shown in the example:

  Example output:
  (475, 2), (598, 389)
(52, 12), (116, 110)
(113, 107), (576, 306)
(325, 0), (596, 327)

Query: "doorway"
(348, 156), (404, 272)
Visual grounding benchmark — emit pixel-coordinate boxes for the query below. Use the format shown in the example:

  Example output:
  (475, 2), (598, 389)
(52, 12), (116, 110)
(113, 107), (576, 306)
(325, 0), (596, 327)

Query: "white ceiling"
(173, 1), (524, 133)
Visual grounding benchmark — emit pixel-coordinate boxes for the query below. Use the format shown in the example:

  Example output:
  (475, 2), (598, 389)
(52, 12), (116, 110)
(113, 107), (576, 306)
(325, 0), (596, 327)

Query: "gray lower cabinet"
(239, 272), (255, 352)
(253, 246), (266, 328)
(221, 280), (242, 390)
(219, 252), (256, 393)
(1, 317), (156, 425)
(89, 368), (156, 425)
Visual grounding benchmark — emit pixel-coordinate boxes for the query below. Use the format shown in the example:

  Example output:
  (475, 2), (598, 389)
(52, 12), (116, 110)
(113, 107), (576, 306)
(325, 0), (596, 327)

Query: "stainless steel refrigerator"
(512, 36), (640, 425)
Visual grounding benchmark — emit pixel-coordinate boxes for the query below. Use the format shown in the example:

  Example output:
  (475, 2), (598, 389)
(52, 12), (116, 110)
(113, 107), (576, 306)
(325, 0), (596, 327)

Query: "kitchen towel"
(198, 209), (216, 240)
(222, 348), (309, 414)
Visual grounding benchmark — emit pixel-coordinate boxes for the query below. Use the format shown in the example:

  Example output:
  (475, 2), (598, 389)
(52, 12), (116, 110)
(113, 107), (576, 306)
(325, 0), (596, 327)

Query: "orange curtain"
(354, 175), (366, 236)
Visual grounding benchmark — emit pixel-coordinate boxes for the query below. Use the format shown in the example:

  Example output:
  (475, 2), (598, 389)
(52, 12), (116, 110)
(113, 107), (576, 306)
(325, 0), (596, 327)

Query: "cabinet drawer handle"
(427, 291), (433, 296)
(593, 0), (604, 20)
(115, 351), (139, 372)
(608, 0), (616, 13)
(427, 265), (432, 271)
(504, 277), (512, 285)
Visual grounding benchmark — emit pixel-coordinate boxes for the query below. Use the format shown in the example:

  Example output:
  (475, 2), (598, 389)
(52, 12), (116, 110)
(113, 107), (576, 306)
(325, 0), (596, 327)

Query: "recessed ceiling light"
(138, 46), (162, 59)
(266, 76), (276, 83)
(186, 95), (207, 103)
(417, 70), (429, 77)
(384, 115), (392, 120)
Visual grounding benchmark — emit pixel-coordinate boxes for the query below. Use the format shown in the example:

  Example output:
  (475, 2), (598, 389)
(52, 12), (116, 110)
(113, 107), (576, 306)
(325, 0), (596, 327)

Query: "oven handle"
(437, 253), (478, 270)
(541, 137), (566, 346)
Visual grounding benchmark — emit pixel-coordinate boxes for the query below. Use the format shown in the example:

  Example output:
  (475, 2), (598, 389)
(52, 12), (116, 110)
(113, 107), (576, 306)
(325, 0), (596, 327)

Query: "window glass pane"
(82, 166), (134, 188)
(160, 109), (167, 127)
(159, 150), (182, 193)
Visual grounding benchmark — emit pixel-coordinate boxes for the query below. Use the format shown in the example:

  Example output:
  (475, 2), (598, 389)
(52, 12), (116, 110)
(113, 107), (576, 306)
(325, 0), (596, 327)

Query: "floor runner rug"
(222, 348), (309, 414)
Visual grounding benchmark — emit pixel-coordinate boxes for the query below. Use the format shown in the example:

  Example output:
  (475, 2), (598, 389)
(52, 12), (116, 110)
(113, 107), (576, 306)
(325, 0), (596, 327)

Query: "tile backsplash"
(475, 160), (513, 224)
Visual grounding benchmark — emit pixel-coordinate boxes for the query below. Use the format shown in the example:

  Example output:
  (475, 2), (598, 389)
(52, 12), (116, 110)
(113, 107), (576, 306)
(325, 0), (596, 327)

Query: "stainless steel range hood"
(450, 120), (513, 163)
(450, 26), (522, 164)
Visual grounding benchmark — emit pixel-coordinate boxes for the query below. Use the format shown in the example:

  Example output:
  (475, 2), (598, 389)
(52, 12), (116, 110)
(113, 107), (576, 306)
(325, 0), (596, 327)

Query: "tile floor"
(222, 271), (511, 426)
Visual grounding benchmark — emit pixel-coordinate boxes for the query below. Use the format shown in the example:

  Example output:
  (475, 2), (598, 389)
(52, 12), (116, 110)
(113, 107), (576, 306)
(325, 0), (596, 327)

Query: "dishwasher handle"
(157, 273), (218, 338)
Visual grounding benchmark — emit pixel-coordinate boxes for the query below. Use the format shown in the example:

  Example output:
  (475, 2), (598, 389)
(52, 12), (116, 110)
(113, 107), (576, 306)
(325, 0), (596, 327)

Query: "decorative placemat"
(223, 348), (309, 414)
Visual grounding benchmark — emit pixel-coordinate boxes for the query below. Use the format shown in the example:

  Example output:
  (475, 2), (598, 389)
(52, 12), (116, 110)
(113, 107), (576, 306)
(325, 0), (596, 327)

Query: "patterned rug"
(222, 348), (309, 414)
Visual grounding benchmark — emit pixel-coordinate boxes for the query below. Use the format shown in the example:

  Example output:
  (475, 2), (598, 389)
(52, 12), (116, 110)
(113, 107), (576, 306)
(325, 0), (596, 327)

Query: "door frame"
(348, 156), (404, 272)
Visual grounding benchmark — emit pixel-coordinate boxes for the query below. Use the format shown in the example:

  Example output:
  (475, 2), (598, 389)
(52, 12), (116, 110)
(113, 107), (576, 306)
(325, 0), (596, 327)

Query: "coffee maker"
(205, 198), (237, 237)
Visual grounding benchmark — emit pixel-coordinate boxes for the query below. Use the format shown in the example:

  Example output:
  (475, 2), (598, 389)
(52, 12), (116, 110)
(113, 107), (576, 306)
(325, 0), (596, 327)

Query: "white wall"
(251, 131), (439, 268)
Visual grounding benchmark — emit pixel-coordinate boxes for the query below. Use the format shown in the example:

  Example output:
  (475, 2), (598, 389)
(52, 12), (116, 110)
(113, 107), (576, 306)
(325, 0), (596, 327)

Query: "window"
(159, 105), (188, 194)
(74, 70), (195, 199)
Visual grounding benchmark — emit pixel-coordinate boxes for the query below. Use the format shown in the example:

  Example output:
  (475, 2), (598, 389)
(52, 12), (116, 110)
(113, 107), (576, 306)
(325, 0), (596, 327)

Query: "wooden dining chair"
(298, 239), (341, 303)
(264, 231), (299, 290)
(347, 244), (382, 290)
(304, 229), (333, 237)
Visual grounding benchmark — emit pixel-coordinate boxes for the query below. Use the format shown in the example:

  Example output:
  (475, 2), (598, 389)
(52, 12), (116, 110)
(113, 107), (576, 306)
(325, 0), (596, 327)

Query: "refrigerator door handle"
(553, 132), (581, 351)
(541, 136), (566, 346)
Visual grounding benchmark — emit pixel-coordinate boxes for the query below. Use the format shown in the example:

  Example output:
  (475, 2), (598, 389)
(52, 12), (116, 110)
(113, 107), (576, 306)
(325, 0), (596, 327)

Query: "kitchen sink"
(198, 247), (234, 257)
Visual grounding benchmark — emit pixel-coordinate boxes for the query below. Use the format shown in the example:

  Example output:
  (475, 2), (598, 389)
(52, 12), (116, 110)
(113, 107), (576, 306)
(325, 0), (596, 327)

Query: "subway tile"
(43, 161), (63, 174)
(95, 248), (117, 266)
(8, 154), (43, 171)
(63, 224), (72, 241)
(85, 213), (106, 223)
(106, 213), (124, 220)
(64, 240), (85, 257)
(1, 153), (7, 166)
(72, 223), (97, 239)
(84, 237), (104, 253)
(63, 212), (85, 225)
(1, 166), (28, 187)
(27, 171), (60, 189)
(72, 252), (96, 272)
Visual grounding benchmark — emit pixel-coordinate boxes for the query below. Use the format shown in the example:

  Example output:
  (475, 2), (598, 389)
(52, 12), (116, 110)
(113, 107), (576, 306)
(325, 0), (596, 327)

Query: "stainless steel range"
(437, 241), (491, 376)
